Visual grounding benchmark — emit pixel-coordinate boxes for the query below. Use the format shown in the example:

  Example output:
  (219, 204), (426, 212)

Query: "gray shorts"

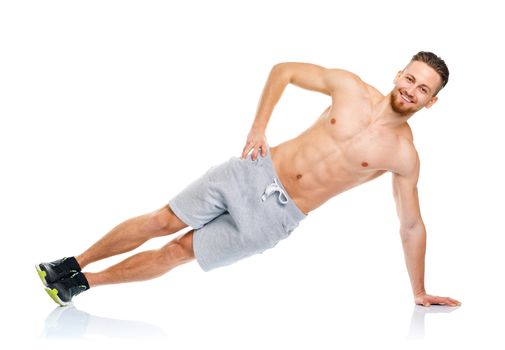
(168, 147), (307, 271)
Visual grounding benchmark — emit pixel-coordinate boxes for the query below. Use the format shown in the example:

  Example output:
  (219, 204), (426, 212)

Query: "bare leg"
(84, 230), (195, 287)
(76, 205), (188, 269)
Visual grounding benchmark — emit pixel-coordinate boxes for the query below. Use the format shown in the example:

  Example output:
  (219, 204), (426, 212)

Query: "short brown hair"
(411, 51), (449, 93)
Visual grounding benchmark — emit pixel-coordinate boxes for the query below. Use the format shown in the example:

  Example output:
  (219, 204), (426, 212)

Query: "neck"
(373, 93), (413, 128)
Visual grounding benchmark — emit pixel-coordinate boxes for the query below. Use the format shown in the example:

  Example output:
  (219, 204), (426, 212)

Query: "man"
(37, 51), (461, 308)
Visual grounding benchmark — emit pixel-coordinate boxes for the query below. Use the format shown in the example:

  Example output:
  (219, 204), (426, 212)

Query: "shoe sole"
(35, 264), (48, 287)
(44, 287), (71, 307)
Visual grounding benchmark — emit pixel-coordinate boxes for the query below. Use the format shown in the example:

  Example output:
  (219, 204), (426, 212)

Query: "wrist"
(251, 116), (267, 130)
(251, 124), (266, 133)
(414, 289), (426, 298)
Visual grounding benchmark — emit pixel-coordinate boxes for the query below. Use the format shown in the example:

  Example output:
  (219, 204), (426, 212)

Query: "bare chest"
(322, 107), (401, 173)
(339, 126), (395, 173)
(272, 103), (409, 213)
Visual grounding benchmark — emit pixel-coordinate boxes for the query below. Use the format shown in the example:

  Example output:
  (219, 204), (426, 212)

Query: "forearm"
(400, 223), (427, 297)
(250, 64), (290, 132)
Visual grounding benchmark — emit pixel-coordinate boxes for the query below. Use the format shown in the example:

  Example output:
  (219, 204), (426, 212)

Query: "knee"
(142, 206), (185, 236)
(159, 231), (195, 264)
(146, 209), (171, 232)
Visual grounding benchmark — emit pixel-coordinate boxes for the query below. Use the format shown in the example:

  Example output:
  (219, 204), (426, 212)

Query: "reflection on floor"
(41, 302), (461, 340)
(42, 305), (167, 339)
(408, 305), (460, 339)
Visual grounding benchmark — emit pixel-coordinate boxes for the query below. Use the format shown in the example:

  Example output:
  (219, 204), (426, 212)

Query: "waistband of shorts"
(251, 146), (308, 222)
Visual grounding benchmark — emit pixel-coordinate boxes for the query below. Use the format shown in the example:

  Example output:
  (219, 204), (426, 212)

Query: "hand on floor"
(415, 292), (461, 307)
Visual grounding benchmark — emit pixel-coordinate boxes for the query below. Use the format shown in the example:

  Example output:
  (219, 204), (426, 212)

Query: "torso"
(270, 75), (413, 215)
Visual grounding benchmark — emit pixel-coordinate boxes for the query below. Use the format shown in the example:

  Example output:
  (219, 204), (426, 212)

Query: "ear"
(424, 96), (438, 109)
(393, 70), (403, 84)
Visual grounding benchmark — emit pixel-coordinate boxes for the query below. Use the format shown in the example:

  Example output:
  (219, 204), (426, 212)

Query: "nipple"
(330, 118), (336, 125)
(296, 174), (303, 180)
(361, 162), (369, 167)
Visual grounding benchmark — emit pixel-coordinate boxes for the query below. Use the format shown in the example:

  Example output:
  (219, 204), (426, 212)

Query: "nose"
(405, 86), (415, 97)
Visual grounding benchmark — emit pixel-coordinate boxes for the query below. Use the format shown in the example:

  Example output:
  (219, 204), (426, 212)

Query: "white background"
(1, 0), (504, 348)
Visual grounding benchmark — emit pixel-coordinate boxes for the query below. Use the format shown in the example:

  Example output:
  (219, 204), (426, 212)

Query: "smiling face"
(390, 60), (443, 115)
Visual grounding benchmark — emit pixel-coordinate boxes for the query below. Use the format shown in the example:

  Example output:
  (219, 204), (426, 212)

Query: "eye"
(406, 76), (413, 82)
(420, 87), (428, 94)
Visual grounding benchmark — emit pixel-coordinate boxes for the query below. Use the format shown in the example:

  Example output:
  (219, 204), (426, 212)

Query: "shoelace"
(261, 178), (288, 205)
(48, 257), (69, 274)
(65, 272), (88, 297)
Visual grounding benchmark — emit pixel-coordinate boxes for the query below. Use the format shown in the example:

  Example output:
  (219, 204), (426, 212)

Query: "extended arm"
(392, 148), (461, 307)
(241, 63), (349, 160)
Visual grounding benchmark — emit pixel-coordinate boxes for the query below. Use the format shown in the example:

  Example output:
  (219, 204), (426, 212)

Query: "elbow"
(271, 63), (285, 75)
(272, 62), (287, 71)
(400, 221), (426, 242)
(271, 63), (291, 83)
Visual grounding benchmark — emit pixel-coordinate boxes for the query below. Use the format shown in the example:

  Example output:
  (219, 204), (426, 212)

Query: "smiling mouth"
(400, 91), (414, 103)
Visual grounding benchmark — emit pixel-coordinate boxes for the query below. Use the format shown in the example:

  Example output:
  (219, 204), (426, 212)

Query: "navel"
(296, 174), (303, 180)
(361, 162), (369, 167)
(330, 118), (336, 125)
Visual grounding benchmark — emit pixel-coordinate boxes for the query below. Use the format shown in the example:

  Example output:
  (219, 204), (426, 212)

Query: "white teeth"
(401, 94), (412, 103)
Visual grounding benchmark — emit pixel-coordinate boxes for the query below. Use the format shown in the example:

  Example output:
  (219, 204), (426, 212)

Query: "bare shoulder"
(364, 81), (385, 101)
(326, 68), (360, 81)
(402, 123), (414, 142)
(325, 68), (364, 91)
(394, 135), (419, 179)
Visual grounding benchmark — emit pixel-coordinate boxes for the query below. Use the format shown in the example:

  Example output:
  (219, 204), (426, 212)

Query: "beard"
(390, 90), (420, 116)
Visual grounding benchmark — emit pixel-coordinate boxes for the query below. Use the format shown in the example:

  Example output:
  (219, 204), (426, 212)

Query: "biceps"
(274, 63), (343, 95)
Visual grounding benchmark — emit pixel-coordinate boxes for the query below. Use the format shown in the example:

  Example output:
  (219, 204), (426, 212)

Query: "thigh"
(167, 158), (239, 230)
(192, 211), (284, 272)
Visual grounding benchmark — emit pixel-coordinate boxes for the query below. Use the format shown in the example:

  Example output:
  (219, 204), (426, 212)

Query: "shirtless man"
(37, 51), (461, 308)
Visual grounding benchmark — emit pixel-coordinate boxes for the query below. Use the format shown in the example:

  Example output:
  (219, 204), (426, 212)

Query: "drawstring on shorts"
(261, 178), (288, 205)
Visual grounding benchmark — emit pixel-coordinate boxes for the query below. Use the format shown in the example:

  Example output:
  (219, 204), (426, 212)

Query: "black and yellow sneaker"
(36, 257), (81, 286)
(45, 271), (90, 306)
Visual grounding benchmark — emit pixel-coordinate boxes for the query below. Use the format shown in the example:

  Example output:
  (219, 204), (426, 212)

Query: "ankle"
(75, 255), (88, 269)
(83, 272), (98, 288)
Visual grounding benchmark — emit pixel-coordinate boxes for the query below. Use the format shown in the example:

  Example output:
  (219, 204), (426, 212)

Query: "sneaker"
(45, 271), (90, 306)
(36, 257), (81, 286)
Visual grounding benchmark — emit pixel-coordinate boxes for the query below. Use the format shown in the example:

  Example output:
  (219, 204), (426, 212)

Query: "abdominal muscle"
(270, 112), (389, 215)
